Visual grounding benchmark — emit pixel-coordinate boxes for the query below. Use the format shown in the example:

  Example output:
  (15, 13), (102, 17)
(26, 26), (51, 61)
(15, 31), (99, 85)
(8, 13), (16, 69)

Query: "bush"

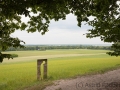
(11, 54), (18, 58)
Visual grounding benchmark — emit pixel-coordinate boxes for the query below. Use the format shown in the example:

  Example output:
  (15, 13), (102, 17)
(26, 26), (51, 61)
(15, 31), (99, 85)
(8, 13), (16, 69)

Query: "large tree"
(0, 0), (120, 62)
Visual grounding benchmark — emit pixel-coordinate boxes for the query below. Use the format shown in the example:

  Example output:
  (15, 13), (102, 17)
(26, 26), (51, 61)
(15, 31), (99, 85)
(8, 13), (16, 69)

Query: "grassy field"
(0, 49), (120, 90)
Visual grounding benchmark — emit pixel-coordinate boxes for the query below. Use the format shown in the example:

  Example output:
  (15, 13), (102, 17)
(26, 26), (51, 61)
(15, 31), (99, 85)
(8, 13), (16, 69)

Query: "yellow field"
(0, 49), (120, 90)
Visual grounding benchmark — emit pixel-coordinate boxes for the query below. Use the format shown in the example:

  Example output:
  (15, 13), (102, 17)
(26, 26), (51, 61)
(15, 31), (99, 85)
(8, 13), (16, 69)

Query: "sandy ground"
(44, 69), (120, 90)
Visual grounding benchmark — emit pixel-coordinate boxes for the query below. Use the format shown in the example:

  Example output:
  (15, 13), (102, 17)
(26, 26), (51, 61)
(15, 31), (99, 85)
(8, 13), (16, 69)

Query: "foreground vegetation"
(0, 49), (120, 90)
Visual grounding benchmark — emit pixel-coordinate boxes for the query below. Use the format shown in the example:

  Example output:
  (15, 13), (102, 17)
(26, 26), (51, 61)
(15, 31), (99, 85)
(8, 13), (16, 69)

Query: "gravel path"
(44, 69), (120, 90)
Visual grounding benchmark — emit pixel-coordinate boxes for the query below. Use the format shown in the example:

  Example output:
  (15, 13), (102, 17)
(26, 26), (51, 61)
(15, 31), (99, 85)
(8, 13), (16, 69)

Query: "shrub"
(11, 54), (18, 58)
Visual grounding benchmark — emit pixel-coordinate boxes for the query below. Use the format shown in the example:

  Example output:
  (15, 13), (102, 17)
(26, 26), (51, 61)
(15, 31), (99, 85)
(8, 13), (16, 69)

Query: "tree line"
(6, 45), (111, 51)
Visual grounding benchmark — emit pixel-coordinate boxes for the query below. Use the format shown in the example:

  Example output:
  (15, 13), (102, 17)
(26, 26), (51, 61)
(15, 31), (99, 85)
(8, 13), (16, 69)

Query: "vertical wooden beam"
(37, 60), (42, 80)
(43, 59), (47, 79)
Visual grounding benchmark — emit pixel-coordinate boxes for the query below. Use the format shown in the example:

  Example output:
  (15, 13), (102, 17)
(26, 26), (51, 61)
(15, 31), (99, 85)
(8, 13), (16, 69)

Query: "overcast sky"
(11, 14), (111, 45)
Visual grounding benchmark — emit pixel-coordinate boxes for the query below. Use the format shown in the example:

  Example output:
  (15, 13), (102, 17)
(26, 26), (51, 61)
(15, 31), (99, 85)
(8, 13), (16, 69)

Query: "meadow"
(0, 49), (120, 90)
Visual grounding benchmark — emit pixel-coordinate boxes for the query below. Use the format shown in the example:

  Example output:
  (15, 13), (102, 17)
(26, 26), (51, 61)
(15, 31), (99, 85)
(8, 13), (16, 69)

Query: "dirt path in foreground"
(44, 69), (120, 90)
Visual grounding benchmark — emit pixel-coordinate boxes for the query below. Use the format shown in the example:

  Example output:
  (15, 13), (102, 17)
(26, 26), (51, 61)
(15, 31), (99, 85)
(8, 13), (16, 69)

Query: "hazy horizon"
(25, 43), (112, 46)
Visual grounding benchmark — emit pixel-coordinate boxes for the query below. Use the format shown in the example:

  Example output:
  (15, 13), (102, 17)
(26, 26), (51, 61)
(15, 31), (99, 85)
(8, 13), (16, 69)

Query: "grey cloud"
(49, 14), (92, 31)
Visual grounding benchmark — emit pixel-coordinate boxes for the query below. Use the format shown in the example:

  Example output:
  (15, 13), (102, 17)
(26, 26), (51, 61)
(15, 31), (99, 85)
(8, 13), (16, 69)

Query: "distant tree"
(0, 0), (120, 62)
(35, 46), (39, 50)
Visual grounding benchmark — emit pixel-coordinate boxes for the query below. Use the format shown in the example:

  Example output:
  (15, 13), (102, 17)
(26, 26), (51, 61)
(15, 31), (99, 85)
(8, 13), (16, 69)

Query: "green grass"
(0, 49), (120, 90)
(2, 49), (108, 57)
(48, 55), (120, 79)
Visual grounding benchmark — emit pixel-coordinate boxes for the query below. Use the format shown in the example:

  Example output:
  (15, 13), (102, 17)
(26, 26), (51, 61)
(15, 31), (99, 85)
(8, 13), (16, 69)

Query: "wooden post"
(43, 59), (47, 79)
(37, 59), (47, 80)
(37, 60), (43, 80)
